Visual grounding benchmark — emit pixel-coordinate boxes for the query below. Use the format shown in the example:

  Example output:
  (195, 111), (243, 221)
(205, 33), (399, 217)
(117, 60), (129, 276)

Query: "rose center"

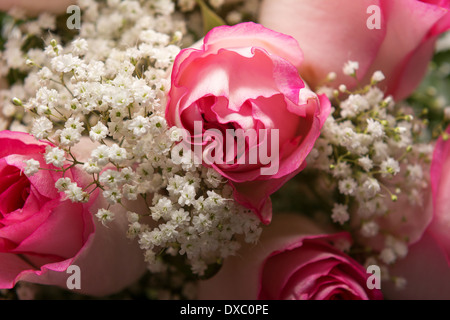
(0, 165), (31, 216)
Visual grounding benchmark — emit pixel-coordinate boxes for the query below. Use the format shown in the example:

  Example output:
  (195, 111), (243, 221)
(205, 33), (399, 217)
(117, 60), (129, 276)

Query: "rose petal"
(11, 201), (90, 259)
(382, 231), (450, 299)
(429, 126), (450, 260)
(259, 0), (386, 90)
(365, 0), (448, 100)
(203, 22), (303, 69)
(197, 214), (382, 300)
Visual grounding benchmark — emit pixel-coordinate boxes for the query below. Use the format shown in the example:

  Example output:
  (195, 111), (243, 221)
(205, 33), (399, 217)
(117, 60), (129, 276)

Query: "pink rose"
(0, 0), (76, 15)
(0, 131), (146, 296)
(166, 22), (331, 224)
(198, 213), (383, 300)
(259, 0), (450, 101)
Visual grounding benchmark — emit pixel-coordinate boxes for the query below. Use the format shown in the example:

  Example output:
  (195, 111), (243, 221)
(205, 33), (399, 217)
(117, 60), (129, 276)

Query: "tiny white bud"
(343, 60), (359, 76)
(327, 72), (337, 82)
(371, 71), (385, 83)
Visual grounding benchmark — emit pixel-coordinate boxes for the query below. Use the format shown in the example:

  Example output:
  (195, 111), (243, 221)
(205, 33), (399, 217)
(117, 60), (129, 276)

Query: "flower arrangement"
(0, 0), (449, 301)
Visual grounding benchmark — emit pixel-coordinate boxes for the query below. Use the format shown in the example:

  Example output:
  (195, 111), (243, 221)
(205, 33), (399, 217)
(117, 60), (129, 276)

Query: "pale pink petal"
(420, 0), (450, 36)
(204, 22), (303, 69)
(281, 260), (342, 300)
(16, 193), (148, 296)
(259, 0), (386, 90)
(0, 131), (48, 158)
(382, 231), (450, 299)
(4, 154), (59, 200)
(429, 126), (450, 260)
(0, 197), (56, 245)
(11, 201), (91, 259)
(365, 0), (448, 100)
(0, 253), (46, 288)
(260, 248), (342, 299)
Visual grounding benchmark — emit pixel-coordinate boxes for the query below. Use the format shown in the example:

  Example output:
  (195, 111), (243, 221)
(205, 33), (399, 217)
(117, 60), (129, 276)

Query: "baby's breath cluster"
(0, 0), (188, 131)
(137, 166), (262, 275)
(7, 0), (261, 276)
(309, 64), (432, 281)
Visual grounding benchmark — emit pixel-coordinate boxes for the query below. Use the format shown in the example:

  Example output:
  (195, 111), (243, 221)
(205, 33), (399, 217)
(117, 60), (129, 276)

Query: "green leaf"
(195, 0), (226, 35)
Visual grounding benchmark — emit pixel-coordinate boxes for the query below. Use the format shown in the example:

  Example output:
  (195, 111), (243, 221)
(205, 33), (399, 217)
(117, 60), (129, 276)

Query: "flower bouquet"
(0, 0), (449, 301)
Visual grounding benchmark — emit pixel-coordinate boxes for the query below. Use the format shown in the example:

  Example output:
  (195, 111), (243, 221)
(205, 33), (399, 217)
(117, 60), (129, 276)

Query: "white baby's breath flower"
(331, 162), (352, 178)
(65, 117), (84, 131)
(51, 53), (82, 73)
(71, 38), (89, 56)
(380, 157), (400, 177)
(331, 203), (350, 225)
(31, 116), (53, 139)
(167, 126), (184, 142)
(89, 122), (109, 141)
(123, 184), (138, 200)
(340, 94), (370, 118)
(357, 156), (373, 172)
(151, 197), (173, 221)
(128, 116), (150, 137)
(99, 169), (124, 187)
(149, 115), (167, 134)
(361, 221), (379, 238)
(96, 208), (115, 226)
(64, 183), (86, 202)
(127, 221), (142, 239)
(343, 60), (359, 76)
(178, 184), (196, 206)
(371, 71), (385, 83)
(109, 144), (127, 163)
(83, 159), (102, 174)
(127, 211), (140, 224)
(23, 159), (40, 176)
(103, 188), (122, 204)
(44, 146), (65, 167)
(59, 127), (81, 147)
(91, 145), (110, 166)
(385, 236), (409, 259)
(338, 178), (357, 196)
(361, 178), (381, 199)
(379, 247), (397, 265)
(366, 119), (384, 139)
(55, 177), (73, 192)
